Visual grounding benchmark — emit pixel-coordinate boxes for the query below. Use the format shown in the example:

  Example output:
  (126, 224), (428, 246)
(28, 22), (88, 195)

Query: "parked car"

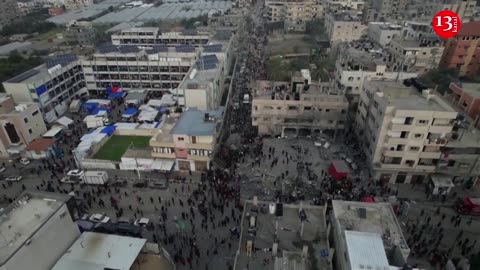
(133, 181), (148, 188)
(5, 176), (22, 182)
(19, 158), (30, 165)
(117, 217), (133, 224)
(89, 213), (110, 223)
(134, 217), (151, 227)
(0, 167), (6, 173)
(111, 179), (128, 187)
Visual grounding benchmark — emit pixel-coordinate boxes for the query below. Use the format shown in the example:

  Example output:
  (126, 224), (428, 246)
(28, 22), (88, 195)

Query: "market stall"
(328, 160), (349, 181)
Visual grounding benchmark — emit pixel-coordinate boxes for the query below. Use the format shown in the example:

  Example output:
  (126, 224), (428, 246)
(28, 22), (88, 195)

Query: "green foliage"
(305, 18), (327, 40)
(419, 68), (458, 94)
(1, 9), (58, 36)
(267, 57), (309, 81)
(92, 24), (113, 45)
(0, 52), (43, 91)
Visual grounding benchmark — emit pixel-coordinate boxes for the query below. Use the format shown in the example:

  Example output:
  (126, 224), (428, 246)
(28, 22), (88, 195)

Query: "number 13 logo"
(432, 10), (461, 39)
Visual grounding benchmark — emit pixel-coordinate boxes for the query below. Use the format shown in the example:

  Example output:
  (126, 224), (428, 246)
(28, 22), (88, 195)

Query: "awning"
(122, 107), (138, 118)
(152, 159), (175, 171)
(55, 116), (73, 128)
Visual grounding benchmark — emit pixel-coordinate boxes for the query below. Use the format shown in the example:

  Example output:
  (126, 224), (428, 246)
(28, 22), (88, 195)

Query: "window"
(417, 120), (429, 125)
(24, 118), (28, 123)
(28, 128), (32, 134)
(409, 146), (420, 151)
(414, 133), (423, 139)
(288, 106), (298, 110)
(348, 77), (354, 81)
(326, 109), (330, 112)
(178, 137), (184, 141)
(264, 106), (274, 110)
(304, 106), (312, 110)
(32, 110), (39, 116)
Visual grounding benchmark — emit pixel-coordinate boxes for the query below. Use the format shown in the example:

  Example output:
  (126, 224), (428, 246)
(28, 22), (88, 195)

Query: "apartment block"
(355, 80), (458, 184)
(368, 0), (409, 22)
(252, 70), (349, 137)
(325, 12), (367, 45)
(150, 107), (224, 171)
(265, 0), (326, 32)
(406, 0), (476, 23)
(0, 96), (47, 157)
(64, 0), (93, 10)
(2, 54), (87, 123)
(81, 44), (196, 95)
(326, 0), (365, 12)
(335, 46), (418, 96)
(64, 20), (96, 47)
(0, 0), (18, 30)
(448, 82), (480, 123)
(367, 22), (402, 47)
(328, 200), (410, 270)
(0, 191), (80, 270)
(440, 21), (480, 78)
(111, 28), (210, 47)
(387, 39), (444, 74)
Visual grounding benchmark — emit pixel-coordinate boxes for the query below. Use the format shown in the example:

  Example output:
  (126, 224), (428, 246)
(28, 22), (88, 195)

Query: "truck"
(83, 171), (109, 185)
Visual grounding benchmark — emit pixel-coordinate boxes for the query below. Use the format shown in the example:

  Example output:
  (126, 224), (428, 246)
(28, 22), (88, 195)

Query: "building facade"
(448, 82), (480, 124)
(440, 21), (480, 78)
(0, 0), (18, 30)
(325, 12), (367, 45)
(0, 97), (47, 157)
(252, 71), (349, 137)
(64, 21), (96, 47)
(265, 0), (326, 32)
(3, 56), (87, 123)
(111, 28), (210, 47)
(367, 22), (402, 47)
(387, 39), (444, 74)
(355, 80), (458, 184)
(0, 192), (80, 270)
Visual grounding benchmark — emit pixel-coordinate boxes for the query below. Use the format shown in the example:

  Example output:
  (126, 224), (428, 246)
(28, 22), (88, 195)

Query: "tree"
(419, 68), (458, 94)
(305, 19), (327, 41)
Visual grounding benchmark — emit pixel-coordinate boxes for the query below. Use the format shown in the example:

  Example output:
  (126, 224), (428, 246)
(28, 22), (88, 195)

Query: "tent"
(100, 125), (116, 136)
(328, 160), (349, 181)
(55, 116), (73, 128)
(122, 107), (138, 118)
(106, 86), (126, 99)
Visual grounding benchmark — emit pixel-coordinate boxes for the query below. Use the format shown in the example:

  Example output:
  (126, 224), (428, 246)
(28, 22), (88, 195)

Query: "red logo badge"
(432, 10), (461, 39)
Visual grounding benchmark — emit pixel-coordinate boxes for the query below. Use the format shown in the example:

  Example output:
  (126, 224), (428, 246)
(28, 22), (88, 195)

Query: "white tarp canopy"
(125, 90), (147, 105)
(55, 116), (73, 128)
(86, 99), (111, 106)
(114, 122), (139, 130)
(139, 104), (155, 111)
(138, 110), (158, 122)
(139, 122), (160, 129)
(147, 94), (176, 108)
(152, 159), (174, 171)
(43, 126), (64, 138)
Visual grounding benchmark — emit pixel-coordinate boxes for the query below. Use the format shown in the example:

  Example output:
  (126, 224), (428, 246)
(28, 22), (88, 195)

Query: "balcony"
(187, 155), (211, 162)
(419, 151), (441, 159)
(424, 138), (448, 146)
(429, 125), (453, 134)
(185, 142), (214, 151)
(387, 137), (409, 145)
(151, 152), (175, 159)
(383, 150), (404, 157)
(390, 124), (414, 131)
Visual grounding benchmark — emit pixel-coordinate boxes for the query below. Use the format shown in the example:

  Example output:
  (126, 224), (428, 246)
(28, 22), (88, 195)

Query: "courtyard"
(93, 135), (151, 161)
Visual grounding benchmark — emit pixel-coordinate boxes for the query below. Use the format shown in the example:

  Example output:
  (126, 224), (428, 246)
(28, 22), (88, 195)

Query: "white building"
(368, 22), (402, 47)
(111, 28), (211, 47)
(0, 191), (80, 270)
(2, 55), (87, 123)
(328, 200), (410, 270)
(325, 12), (367, 46)
(52, 232), (175, 270)
(355, 80), (459, 183)
(387, 39), (444, 74)
(334, 46), (417, 97)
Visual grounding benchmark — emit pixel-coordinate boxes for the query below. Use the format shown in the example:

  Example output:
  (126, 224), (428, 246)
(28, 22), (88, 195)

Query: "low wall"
(114, 129), (156, 137)
(89, 135), (110, 155)
(81, 158), (118, 170)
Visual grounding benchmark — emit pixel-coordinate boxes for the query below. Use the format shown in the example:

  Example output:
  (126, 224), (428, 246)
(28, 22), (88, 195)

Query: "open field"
(93, 135), (151, 161)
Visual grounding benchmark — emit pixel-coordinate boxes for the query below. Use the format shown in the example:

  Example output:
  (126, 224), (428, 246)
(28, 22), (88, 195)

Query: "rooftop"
(234, 200), (331, 270)
(458, 21), (480, 36)
(344, 231), (390, 270)
(51, 232), (147, 270)
(25, 138), (56, 151)
(366, 80), (456, 112)
(0, 42), (32, 55)
(151, 115), (177, 144)
(0, 191), (72, 266)
(171, 107), (224, 136)
(331, 200), (409, 260)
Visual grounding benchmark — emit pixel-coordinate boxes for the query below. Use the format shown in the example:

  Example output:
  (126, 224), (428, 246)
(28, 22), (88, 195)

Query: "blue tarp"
(100, 125), (116, 136)
(108, 92), (126, 99)
(82, 102), (98, 113)
(123, 107), (138, 116)
(35, 85), (47, 96)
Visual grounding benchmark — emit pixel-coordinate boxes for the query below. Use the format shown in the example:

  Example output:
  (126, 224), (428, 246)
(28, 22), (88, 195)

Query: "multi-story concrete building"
(405, 0), (476, 23)
(64, 20), (96, 48)
(0, 95), (47, 157)
(265, 0), (326, 31)
(0, 0), (18, 30)
(368, 0), (409, 22)
(440, 21), (480, 78)
(2, 54), (87, 123)
(367, 22), (402, 47)
(448, 82), (480, 124)
(0, 191), (80, 270)
(355, 80), (459, 184)
(335, 46), (418, 97)
(326, 0), (365, 12)
(81, 44), (196, 95)
(328, 200), (410, 270)
(63, 0), (93, 10)
(387, 39), (444, 74)
(111, 28), (210, 47)
(252, 70), (349, 137)
(150, 107), (224, 171)
(234, 198), (332, 270)
(325, 11), (367, 45)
